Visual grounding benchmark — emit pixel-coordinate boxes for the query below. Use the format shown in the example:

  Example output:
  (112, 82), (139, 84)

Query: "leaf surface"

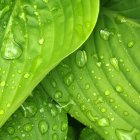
(0, 85), (68, 140)
(42, 0), (140, 139)
(0, 0), (99, 126)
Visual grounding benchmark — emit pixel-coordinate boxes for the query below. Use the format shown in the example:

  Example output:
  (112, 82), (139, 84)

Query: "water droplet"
(128, 41), (135, 48)
(85, 83), (90, 90)
(52, 133), (59, 140)
(1, 36), (22, 60)
(0, 6), (10, 19)
(54, 91), (62, 99)
(0, 81), (6, 87)
(51, 108), (57, 117)
(23, 123), (32, 132)
(38, 120), (49, 135)
(110, 57), (119, 70)
(116, 128), (139, 140)
(7, 127), (15, 135)
(98, 117), (110, 127)
(51, 79), (57, 88)
(101, 108), (107, 113)
(104, 90), (110, 96)
(123, 111), (129, 116)
(115, 85), (123, 93)
(52, 124), (58, 131)
(61, 122), (67, 131)
(115, 15), (127, 24)
(43, 0), (48, 4)
(24, 73), (30, 79)
(100, 29), (111, 40)
(76, 50), (87, 68)
(96, 62), (102, 67)
(63, 73), (74, 86)
(38, 38), (44, 45)
(0, 110), (4, 115)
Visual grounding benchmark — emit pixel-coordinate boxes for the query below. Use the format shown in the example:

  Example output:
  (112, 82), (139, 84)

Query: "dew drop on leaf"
(38, 120), (49, 135)
(7, 126), (15, 135)
(98, 117), (110, 127)
(100, 29), (111, 40)
(115, 15), (127, 24)
(63, 72), (74, 86)
(43, 0), (49, 4)
(54, 91), (63, 99)
(23, 123), (32, 132)
(127, 41), (135, 48)
(115, 85), (124, 93)
(0, 81), (6, 87)
(61, 122), (67, 131)
(0, 110), (4, 115)
(52, 133), (59, 140)
(38, 38), (44, 45)
(76, 50), (87, 68)
(1, 37), (22, 60)
(110, 57), (119, 71)
(104, 90), (110, 96)
(24, 73), (30, 79)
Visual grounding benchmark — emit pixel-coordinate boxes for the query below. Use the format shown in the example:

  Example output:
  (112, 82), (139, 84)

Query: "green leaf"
(41, 0), (140, 139)
(79, 127), (104, 140)
(0, 0), (99, 126)
(0, 85), (68, 140)
(67, 126), (77, 140)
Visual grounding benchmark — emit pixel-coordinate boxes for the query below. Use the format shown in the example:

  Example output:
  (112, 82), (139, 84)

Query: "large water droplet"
(116, 128), (139, 140)
(63, 72), (74, 86)
(76, 50), (87, 68)
(38, 120), (49, 135)
(1, 36), (22, 60)
(98, 117), (110, 127)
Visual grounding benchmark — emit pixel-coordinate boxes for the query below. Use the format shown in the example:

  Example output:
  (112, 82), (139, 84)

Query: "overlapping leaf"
(0, 0), (99, 126)
(42, 0), (140, 139)
(0, 85), (68, 140)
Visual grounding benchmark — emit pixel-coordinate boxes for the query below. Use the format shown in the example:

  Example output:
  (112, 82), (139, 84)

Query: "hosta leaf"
(79, 127), (103, 140)
(0, 0), (99, 126)
(0, 85), (68, 140)
(42, 0), (140, 139)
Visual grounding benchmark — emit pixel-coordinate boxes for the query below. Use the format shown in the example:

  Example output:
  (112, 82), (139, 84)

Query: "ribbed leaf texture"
(0, 0), (99, 126)
(42, 0), (140, 139)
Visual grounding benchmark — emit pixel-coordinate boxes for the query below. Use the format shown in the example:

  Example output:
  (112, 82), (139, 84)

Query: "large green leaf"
(0, 85), (68, 140)
(0, 0), (99, 126)
(42, 0), (140, 139)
